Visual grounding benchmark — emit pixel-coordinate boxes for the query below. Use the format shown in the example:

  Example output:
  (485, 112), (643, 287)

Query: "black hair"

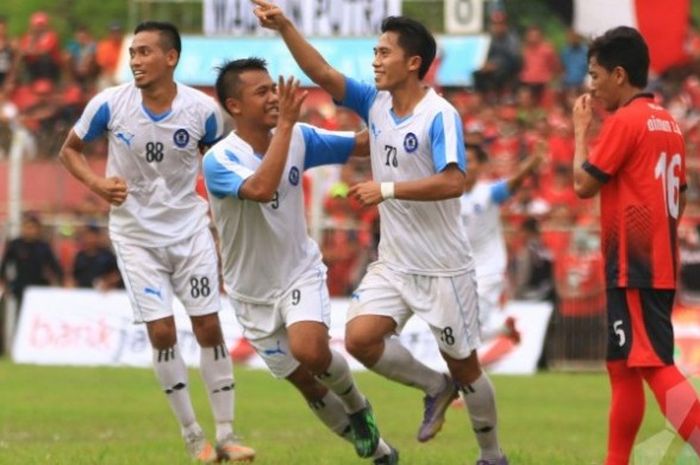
(465, 143), (488, 163)
(381, 16), (436, 80)
(588, 26), (649, 88)
(134, 21), (182, 62)
(214, 57), (268, 114)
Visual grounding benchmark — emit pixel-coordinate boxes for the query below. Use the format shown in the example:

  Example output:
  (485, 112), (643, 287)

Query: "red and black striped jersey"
(584, 94), (686, 289)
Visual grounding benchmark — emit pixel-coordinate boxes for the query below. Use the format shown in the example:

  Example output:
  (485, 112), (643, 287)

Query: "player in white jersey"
(461, 143), (542, 344)
(203, 58), (397, 464)
(254, 3), (507, 464)
(58, 22), (254, 463)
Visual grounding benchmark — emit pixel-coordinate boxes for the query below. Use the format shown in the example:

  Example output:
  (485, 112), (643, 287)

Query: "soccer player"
(461, 143), (542, 344)
(58, 21), (254, 463)
(572, 26), (700, 464)
(253, 2), (507, 464)
(202, 58), (397, 465)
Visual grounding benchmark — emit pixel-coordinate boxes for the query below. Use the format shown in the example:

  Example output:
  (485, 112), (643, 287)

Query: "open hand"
(277, 75), (307, 126)
(573, 93), (593, 135)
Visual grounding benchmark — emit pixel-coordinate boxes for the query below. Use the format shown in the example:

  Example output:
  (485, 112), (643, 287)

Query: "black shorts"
(606, 288), (675, 366)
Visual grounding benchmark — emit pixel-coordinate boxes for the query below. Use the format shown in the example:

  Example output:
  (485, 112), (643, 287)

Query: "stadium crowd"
(1, 10), (700, 363)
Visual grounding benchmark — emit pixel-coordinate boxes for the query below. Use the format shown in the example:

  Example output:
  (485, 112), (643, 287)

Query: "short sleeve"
(489, 180), (510, 204)
(201, 101), (225, 146)
(202, 149), (254, 199)
(300, 124), (356, 170)
(429, 110), (466, 173)
(73, 91), (111, 142)
(336, 76), (377, 123)
(584, 115), (635, 183)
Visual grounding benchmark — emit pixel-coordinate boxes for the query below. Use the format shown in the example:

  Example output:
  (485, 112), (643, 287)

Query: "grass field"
(0, 359), (697, 465)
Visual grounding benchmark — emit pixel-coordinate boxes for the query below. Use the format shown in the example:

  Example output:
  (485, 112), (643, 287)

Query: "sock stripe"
(157, 347), (176, 363)
(164, 382), (187, 394)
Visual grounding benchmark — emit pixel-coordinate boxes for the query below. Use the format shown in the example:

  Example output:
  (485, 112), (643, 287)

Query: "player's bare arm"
(349, 163), (464, 206)
(507, 147), (544, 193)
(572, 93), (603, 198)
(239, 76), (307, 202)
(252, 0), (346, 101)
(350, 130), (370, 157)
(59, 130), (128, 206)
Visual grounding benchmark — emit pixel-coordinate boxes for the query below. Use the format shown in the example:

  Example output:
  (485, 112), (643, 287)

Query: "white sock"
(308, 391), (392, 459)
(372, 337), (445, 396)
(459, 373), (502, 460)
(200, 343), (235, 442)
(152, 345), (197, 430)
(308, 391), (353, 441)
(316, 350), (367, 413)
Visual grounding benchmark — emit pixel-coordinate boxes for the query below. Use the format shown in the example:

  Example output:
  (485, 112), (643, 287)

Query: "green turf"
(0, 359), (695, 465)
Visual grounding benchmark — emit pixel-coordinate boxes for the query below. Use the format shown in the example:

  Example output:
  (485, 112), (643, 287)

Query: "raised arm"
(239, 77), (307, 202)
(507, 148), (544, 193)
(59, 131), (128, 206)
(572, 94), (603, 198)
(252, 0), (346, 101)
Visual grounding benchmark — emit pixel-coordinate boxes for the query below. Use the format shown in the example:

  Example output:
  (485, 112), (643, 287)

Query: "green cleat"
(348, 401), (381, 458)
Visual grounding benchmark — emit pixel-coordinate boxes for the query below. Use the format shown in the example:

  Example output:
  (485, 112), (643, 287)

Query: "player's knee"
(190, 314), (224, 347)
(344, 333), (378, 363)
(291, 343), (331, 375)
(148, 325), (177, 350)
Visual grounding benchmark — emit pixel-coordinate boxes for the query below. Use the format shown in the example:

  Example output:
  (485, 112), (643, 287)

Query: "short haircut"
(214, 57), (268, 113)
(465, 143), (488, 163)
(381, 16), (436, 80)
(134, 21), (182, 61)
(588, 26), (649, 88)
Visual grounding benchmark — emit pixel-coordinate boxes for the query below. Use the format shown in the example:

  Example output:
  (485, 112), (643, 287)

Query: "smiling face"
(372, 31), (420, 91)
(226, 69), (279, 129)
(129, 30), (178, 89)
(588, 55), (626, 111)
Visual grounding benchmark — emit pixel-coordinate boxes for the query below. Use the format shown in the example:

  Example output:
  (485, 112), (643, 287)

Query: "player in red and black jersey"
(572, 26), (700, 464)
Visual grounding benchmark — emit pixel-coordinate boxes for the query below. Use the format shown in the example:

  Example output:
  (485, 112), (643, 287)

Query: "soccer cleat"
(215, 434), (256, 462)
(184, 430), (218, 463)
(476, 455), (509, 465)
(417, 374), (459, 442)
(373, 444), (399, 465)
(348, 401), (381, 458)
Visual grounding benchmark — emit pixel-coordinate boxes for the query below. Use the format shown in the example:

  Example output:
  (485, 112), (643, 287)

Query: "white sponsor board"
(13, 288), (551, 374)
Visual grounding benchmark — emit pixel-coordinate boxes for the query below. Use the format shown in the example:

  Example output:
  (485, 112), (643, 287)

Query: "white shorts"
(113, 227), (221, 323)
(476, 274), (505, 330)
(348, 262), (481, 359)
(229, 264), (330, 378)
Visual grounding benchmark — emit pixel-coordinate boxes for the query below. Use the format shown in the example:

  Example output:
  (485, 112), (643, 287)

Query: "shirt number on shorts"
(384, 144), (398, 167)
(270, 191), (280, 209)
(190, 277), (211, 298)
(613, 320), (626, 347)
(440, 326), (455, 346)
(145, 141), (164, 163)
(291, 289), (301, 305)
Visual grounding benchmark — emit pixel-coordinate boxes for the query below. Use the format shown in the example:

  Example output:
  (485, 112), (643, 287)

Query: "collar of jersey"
(387, 87), (434, 127)
(141, 103), (172, 122)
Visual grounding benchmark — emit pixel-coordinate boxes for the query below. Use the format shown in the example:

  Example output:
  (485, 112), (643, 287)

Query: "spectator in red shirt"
(519, 25), (559, 103)
(96, 22), (124, 89)
(16, 12), (62, 84)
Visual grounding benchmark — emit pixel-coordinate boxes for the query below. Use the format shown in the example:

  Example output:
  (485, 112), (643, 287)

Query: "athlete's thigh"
(229, 297), (299, 378)
(112, 241), (174, 323)
(347, 261), (413, 329)
(170, 228), (221, 317)
(408, 271), (481, 360)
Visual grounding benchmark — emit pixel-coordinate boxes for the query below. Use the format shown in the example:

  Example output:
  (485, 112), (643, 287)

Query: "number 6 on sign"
(655, 152), (682, 219)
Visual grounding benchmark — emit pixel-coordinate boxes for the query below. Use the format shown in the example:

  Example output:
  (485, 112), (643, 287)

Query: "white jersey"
(73, 82), (224, 247)
(340, 77), (472, 275)
(460, 180), (511, 279)
(203, 123), (356, 303)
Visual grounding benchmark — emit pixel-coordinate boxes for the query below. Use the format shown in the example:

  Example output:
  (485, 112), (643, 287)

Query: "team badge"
(403, 132), (418, 153)
(173, 129), (190, 148)
(289, 166), (300, 186)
